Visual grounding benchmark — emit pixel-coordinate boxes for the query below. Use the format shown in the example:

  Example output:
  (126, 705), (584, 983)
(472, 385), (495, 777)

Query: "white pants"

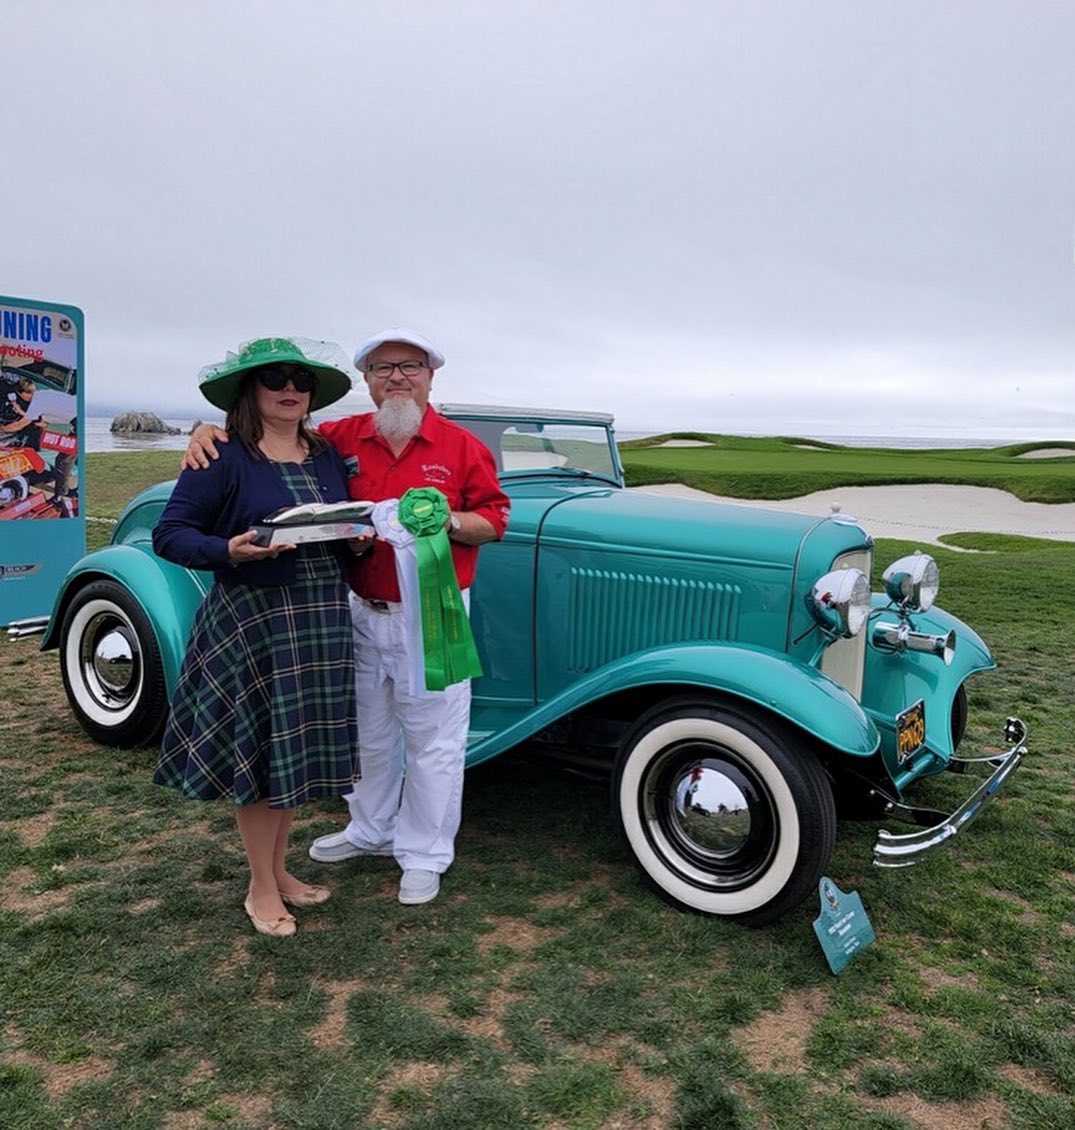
(340, 593), (471, 873)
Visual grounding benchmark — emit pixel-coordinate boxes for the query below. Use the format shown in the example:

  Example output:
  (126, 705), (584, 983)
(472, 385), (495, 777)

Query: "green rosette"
(398, 488), (483, 691)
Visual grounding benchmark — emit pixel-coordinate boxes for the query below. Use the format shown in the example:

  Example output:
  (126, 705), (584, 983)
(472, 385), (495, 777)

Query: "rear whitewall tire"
(60, 580), (169, 748)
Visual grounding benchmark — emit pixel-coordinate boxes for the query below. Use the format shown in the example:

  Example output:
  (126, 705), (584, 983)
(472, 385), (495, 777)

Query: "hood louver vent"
(569, 568), (741, 672)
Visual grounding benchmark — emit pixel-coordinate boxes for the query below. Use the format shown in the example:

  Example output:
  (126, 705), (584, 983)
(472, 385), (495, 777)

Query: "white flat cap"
(353, 328), (445, 372)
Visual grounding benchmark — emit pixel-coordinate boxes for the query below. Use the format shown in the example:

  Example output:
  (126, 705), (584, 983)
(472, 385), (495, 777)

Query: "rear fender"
(467, 641), (879, 767)
(41, 546), (206, 693)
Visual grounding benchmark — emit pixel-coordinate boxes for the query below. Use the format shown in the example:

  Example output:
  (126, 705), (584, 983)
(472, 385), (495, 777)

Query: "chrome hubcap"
(671, 762), (753, 854)
(644, 743), (778, 891)
(81, 614), (141, 708)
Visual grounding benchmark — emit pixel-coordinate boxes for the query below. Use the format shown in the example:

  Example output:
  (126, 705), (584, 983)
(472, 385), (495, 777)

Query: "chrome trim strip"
(6, 616), (49, 639)
(873, 718), (1028, 868)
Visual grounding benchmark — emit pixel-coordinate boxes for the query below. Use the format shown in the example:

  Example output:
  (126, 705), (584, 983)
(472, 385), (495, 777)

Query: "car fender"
(41, 545), (206, 693)
(862, 604), (995, 761)
(467, 641), (880, 767)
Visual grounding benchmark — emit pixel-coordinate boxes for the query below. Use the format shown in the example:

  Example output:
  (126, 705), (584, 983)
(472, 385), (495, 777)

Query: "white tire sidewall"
(63, 597), (143, 727)
(618, 716), (801, 915)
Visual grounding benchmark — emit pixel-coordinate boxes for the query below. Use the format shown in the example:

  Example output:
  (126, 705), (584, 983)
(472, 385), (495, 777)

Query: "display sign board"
(0, 296), (85, 626)
(813, 877), (876, 974)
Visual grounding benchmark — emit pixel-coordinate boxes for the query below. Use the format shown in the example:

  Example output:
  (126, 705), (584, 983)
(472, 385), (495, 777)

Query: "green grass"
(84, 451), (181, 550)
(619, 433), (1075, 503)
(3, 448), (1074, 1127)
(84, 449), (179, 518)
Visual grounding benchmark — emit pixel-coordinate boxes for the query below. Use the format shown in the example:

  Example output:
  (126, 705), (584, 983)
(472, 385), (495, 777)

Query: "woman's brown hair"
(226, 369), (327, 459)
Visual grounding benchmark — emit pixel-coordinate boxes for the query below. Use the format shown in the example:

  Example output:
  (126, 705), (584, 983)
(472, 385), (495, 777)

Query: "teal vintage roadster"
(40, 406), (1028, 924)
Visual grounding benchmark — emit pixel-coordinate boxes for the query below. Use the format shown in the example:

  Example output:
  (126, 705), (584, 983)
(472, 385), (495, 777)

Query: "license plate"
(896, 700), (926, 763)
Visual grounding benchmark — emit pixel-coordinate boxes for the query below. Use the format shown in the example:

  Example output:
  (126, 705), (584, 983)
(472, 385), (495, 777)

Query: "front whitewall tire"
(613, 700), (836, 925)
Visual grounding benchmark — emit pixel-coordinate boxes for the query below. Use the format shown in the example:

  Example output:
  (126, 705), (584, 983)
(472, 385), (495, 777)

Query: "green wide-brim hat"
(197, 336), (353, 412)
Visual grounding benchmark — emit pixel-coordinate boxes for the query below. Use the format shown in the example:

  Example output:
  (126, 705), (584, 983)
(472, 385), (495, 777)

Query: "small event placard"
(812, 877), (876, 974)
(251, 501), (375, 548)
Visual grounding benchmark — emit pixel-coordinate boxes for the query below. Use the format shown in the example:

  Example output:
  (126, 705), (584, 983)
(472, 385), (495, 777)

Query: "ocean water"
(84, 416), (1024, 455)
(86, 416), (209, 453)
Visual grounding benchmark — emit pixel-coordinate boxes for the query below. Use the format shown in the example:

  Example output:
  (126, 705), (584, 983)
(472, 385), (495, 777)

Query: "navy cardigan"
(152, 438), (352, 588)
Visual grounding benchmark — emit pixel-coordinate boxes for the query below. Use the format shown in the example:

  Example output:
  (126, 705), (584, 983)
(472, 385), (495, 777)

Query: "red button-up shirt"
(319, 407), (510, 601)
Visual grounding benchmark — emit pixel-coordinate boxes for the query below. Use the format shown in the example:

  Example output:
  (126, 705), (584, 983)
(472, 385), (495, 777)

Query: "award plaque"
(251, 501), (376, 547)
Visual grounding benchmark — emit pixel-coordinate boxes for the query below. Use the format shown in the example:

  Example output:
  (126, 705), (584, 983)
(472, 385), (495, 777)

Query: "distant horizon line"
(81, 412), (1073, 447)
(83, 402), (1072, 443)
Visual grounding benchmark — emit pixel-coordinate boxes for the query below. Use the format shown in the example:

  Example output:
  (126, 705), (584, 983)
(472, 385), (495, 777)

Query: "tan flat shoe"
(280, 885), (332, 908)
(244, 895), (297, 937)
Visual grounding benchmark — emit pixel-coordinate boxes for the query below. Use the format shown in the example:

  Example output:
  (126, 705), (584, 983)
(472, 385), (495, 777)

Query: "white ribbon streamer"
(370, 499), (428, 695)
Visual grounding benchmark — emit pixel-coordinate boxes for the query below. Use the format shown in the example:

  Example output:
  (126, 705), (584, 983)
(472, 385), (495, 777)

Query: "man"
(0, 378), (43, 448)
(185, 330), (509, 905)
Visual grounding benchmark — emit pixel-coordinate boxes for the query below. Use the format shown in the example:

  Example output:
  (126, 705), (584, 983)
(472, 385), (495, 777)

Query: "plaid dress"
(155, 461), (359, 808)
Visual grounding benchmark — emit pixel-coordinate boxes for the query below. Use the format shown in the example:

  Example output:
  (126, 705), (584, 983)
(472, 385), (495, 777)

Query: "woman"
(153, 337), (361, 937)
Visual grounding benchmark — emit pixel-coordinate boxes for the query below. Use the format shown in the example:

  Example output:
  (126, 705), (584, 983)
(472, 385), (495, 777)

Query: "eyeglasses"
(257, 365), (317, 394)
(365, 360), (428, 379)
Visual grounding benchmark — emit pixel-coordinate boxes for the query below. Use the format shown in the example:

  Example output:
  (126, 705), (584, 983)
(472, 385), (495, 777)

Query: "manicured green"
(84, 437), (1075, 554)
(4, 448), (1073, 1128)
(619, 433), (1075, 503)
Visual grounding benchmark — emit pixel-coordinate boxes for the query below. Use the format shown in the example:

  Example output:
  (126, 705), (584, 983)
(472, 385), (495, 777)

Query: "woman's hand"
(347, 531), (377, 555)
(227, 530), (295, 565)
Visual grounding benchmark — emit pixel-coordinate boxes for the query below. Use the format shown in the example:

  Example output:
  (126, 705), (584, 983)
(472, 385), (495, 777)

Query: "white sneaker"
(308, 831), (394, 863)
(399, 869), (440, 905)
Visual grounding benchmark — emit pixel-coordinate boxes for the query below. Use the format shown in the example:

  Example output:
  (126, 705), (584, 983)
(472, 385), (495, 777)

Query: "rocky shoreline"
(110, 411), (186, 435)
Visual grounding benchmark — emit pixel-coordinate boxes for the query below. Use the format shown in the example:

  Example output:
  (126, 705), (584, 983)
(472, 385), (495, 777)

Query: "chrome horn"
(872, 620), (956, 665)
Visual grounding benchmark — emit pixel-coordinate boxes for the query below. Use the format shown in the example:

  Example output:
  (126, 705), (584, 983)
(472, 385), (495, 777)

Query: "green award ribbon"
(398, 488), (483, 691)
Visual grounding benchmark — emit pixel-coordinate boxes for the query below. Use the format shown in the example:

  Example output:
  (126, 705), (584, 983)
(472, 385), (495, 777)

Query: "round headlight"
(808, 568), (871, 638)
(882, 552), (939, 611)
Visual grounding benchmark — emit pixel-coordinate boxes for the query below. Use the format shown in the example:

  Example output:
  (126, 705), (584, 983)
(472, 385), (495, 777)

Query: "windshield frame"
(438, 406), (625, 488)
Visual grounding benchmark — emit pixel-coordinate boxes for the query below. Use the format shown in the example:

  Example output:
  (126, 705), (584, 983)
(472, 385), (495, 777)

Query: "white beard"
(374, 398), (424, 443)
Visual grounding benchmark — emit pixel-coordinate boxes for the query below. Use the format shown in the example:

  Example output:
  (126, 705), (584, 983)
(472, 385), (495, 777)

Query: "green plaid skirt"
(155, 464), (359, 808)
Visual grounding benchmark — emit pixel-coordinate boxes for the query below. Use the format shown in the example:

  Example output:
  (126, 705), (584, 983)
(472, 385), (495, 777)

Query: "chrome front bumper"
(873, 717), (1029, 868)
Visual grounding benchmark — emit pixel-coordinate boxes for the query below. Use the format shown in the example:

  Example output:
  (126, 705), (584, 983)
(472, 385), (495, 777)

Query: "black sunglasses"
(256, 365), (317, 394)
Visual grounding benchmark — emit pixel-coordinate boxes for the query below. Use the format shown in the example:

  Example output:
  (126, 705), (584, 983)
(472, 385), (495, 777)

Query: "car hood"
(505, 483), (866, 566)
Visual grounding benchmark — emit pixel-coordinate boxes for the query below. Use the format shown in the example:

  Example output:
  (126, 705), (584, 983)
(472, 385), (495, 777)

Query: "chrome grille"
(819, 548), (872, 700)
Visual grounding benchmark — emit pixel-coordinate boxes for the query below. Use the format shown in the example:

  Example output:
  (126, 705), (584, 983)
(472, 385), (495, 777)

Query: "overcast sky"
(5, 1), (1074, 439)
